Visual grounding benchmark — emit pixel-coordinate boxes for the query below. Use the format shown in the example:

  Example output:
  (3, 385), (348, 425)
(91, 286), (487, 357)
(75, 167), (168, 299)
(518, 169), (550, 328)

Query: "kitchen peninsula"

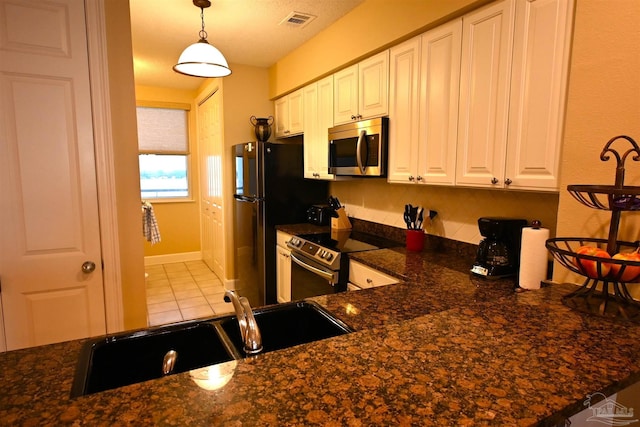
(2, 238), (640, 426)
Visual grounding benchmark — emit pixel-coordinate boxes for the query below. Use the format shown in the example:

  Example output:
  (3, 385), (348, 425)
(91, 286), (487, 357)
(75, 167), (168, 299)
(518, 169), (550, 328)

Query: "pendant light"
(173, 0), (231, 78)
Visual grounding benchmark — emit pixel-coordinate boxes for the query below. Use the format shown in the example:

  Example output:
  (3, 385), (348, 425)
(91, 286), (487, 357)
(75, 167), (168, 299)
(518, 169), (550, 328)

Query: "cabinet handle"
(351, 115), (357, 120)
(416, 176), (423, 181)
(284, 130), (290, 134)
(491, 177), (499, 184)
(408, 175), (415, 182)
(505, 178), (512, 185)
(357, 114), (362, 119)
(366, 278), (373, 284)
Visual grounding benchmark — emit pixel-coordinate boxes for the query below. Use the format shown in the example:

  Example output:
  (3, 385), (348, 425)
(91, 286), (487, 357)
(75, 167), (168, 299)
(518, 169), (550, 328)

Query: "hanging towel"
(142, 201), (161, 244)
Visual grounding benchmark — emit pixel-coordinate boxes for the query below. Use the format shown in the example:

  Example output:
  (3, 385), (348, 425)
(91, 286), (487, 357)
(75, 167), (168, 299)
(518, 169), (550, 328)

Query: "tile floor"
(145, 260), (234, 327)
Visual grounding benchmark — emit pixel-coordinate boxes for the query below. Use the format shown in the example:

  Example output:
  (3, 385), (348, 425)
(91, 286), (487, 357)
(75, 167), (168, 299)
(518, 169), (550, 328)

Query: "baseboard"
(144, 251), (202, 266)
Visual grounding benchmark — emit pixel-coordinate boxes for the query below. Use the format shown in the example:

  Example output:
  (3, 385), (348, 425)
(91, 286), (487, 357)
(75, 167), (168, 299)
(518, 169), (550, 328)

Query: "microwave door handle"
(356, 130), (367, 174)
(290, 253), (336, 285)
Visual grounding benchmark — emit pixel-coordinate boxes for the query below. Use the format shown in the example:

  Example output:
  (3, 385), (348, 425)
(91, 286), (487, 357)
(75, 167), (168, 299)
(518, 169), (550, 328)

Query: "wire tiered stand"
(546, 135), (640, 322)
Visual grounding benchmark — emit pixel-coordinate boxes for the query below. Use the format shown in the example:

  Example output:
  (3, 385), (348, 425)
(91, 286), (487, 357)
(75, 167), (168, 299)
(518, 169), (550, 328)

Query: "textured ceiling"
(130, 0), (364, 90)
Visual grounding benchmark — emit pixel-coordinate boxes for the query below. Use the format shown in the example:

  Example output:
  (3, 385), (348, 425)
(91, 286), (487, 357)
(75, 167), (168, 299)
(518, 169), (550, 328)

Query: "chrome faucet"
(223, 290), (263, 355)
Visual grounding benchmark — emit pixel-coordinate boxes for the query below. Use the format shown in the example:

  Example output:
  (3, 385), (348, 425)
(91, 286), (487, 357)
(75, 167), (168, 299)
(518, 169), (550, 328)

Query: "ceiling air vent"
(279, 11), (317, 28)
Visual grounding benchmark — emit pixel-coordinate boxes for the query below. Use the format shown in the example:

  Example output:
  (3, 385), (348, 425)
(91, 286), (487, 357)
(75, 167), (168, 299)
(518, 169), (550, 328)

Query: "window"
(137, 106), (190, 200)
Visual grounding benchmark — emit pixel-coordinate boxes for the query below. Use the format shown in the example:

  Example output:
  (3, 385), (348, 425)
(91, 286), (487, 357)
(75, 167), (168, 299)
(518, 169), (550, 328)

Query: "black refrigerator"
(232, 137), (328, 307)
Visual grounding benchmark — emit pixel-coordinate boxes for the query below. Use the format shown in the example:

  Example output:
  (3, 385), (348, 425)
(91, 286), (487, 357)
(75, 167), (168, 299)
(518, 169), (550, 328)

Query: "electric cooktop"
(297, 231), (399, 254)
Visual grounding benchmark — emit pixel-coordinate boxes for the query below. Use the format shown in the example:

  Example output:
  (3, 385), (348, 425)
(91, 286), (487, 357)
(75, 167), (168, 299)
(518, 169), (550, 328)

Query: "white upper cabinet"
(303, 76), (335, 180)
(387, 37), (421, 183)
(274, 88), (304, 138)
(455, 0), (515, 188)
(420, 20), (462, 185)
(505, 0), (573, 191)
(334, 50), (389, 125)
(388, 19), (462, 185)
(456, 0), (572, 190)
(333, 64), (359, 125)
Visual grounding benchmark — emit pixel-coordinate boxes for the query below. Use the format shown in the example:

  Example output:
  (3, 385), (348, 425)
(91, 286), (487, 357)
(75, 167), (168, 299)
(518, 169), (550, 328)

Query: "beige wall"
(554, 0), (640, 290)
(136, 66), (272, 282)
(332, 181), (559, 244)
(104, 1), (147, 329)
(135, 64), (273, 269)
(135, 86), (201, 258)
(268, 0), (491, 98)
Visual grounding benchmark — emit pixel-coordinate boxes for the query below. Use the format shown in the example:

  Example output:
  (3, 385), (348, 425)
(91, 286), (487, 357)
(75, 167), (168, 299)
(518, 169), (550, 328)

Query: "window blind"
(136, 107), (188, 153)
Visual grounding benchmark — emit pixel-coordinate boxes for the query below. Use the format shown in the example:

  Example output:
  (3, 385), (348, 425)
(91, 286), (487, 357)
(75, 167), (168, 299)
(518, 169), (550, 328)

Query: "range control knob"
(288, 238), (301, 247)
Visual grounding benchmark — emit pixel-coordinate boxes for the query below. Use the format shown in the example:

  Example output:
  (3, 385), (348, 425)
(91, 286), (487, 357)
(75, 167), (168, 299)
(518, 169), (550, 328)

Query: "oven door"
(290, 252), (341, 300)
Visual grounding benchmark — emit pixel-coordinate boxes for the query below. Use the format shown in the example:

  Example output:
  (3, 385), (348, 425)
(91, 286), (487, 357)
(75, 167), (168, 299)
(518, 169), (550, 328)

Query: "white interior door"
(198, 89), (225, 280)
(0, 0), (106, 350)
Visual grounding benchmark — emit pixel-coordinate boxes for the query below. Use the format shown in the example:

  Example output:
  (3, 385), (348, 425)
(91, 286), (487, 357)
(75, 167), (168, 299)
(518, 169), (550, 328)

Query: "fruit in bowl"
(573, 245), (611, 278)
(609, 248), (640, 282)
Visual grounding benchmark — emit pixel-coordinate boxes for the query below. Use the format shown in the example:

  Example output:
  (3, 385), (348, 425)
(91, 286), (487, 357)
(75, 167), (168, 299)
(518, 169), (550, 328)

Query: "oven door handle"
(290, 253), (337, 285)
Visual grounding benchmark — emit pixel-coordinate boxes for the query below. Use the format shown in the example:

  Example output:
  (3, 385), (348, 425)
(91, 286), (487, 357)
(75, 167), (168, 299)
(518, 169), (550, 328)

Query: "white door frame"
(85, 0), (124, 333)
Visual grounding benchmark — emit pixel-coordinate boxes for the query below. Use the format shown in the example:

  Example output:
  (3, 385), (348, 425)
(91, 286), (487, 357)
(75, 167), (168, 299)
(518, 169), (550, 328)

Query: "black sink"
(71, 320), (237, 397)
(71, 300), (353, 397)
(219, 301), (354, 354)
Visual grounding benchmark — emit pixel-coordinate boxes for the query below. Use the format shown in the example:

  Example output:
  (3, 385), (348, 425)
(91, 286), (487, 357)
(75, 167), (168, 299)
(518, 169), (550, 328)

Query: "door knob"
(82, 261), (96, 274)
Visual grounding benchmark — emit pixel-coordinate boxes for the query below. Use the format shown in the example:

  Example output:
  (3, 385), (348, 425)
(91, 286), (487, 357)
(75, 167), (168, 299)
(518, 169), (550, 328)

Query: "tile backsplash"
(329, 180), (559, 245)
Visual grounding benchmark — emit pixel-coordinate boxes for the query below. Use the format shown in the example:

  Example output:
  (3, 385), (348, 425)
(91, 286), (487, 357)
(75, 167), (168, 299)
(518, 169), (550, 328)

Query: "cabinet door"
(316, 76), (334, 179)
(505, 0), (573, 191)
(359, 50), (389, 120)
(276, 245), (291, 303)
(303, 77), (334, 180)
(303, 83), (319, 178)
(418, 19), (462, 186)
(288, 89), (304, 135)
(333, 64), (358, 125)
(387, 36), (421, 184)
(456, 0), (515, 188)
(349, 261), (398, 289)
(274, 97), (289, 138)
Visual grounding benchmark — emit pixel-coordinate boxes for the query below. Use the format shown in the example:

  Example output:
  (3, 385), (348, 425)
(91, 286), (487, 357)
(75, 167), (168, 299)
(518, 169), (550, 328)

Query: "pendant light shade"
(173, 0), (231, 78)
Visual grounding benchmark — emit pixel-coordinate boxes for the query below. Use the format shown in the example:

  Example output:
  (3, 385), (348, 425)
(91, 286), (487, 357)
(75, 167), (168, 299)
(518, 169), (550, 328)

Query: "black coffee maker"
(471, 217), (527, 278)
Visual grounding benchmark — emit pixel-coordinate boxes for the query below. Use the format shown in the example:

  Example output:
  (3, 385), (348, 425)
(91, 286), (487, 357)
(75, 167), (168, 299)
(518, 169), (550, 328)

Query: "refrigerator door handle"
(234, 194), (264, 203)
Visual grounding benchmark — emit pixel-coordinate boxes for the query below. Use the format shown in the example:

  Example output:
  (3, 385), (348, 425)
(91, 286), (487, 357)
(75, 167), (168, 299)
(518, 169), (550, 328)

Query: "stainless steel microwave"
(328, 117), (389, 177)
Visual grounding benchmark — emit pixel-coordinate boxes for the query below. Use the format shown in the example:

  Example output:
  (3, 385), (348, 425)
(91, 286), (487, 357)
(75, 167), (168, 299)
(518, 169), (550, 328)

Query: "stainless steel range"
(286, 231), (398, 300)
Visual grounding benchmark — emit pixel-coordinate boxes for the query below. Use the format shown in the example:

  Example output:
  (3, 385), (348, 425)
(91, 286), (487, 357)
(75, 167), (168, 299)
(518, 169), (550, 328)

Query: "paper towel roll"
(519, 226), (550, 289)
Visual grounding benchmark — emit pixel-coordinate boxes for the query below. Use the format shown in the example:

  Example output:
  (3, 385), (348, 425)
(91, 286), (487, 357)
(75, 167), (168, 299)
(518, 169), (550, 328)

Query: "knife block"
(331, 207), (352, 231)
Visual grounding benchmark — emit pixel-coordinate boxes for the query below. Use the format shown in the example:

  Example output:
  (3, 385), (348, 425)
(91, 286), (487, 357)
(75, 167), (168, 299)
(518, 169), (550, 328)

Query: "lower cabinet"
(348, 260), (399, 291)
(276, 232), (292, 303)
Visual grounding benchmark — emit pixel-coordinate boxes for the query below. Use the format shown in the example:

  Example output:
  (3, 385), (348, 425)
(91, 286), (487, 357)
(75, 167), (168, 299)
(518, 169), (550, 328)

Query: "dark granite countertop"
(2, 226), (640, 426)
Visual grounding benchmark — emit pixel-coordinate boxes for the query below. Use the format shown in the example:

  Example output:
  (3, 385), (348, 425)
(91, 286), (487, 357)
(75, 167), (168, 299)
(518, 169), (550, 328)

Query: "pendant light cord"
(199, 7), (208, 41)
